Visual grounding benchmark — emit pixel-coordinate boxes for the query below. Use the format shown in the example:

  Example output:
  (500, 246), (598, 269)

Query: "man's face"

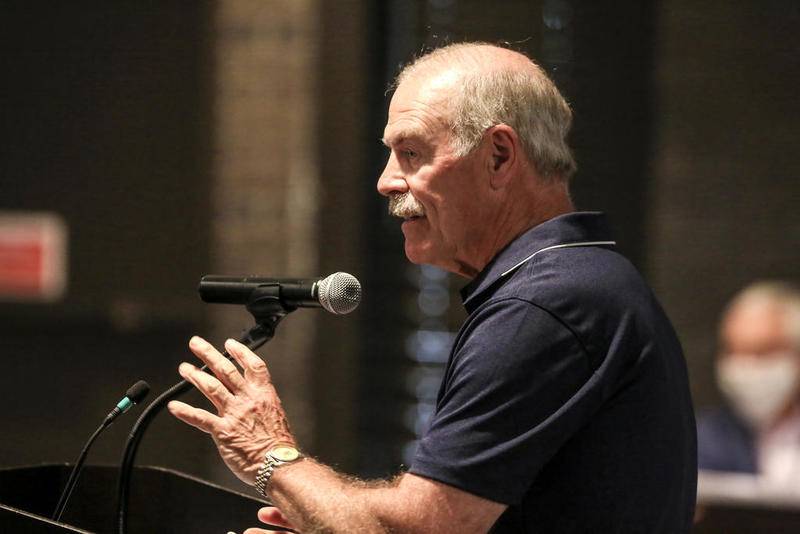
(716, 298), (800, 427)
(377, 72), (489, 276)
(721, 300), (794, 359)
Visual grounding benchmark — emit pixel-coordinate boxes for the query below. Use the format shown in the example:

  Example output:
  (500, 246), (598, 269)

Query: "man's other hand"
(243, 506), (296, 534)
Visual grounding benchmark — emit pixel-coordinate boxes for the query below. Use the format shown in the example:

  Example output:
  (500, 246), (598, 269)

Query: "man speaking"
(168, 43), (697, 533)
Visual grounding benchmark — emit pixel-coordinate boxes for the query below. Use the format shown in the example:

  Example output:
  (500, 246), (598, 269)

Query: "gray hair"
(395, 43), (577, 180)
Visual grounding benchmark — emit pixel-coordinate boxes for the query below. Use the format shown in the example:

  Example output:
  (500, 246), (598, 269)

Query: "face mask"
(716, 353), (800, 430)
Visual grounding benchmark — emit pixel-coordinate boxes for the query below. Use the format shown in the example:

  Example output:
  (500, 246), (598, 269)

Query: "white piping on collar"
(500, 240), (617, 278)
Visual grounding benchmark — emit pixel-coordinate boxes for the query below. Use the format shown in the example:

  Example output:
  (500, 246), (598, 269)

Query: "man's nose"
(377, 156), (408, 197)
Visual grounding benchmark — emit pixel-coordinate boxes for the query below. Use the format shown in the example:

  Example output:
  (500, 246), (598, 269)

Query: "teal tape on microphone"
(116, 397), (132, 412)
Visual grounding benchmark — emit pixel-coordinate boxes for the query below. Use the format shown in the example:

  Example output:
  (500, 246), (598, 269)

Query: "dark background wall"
(0, 1), (218, 478)
(0, 0), (798, 500)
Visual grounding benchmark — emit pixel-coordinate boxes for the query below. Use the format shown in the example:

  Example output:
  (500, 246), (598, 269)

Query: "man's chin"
(403, 242), (431, 266)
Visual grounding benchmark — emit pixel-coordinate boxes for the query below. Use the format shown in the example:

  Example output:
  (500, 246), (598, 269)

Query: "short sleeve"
(409, 298), (595, 505)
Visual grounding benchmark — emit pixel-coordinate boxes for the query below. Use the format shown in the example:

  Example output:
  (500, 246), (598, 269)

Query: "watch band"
(254, 445), (302, 497)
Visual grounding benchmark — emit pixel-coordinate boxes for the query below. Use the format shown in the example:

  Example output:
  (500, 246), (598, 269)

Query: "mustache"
(388, 192), (425, 218)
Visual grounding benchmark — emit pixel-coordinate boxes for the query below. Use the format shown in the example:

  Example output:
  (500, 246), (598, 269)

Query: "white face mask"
(716, 353), (800, 430)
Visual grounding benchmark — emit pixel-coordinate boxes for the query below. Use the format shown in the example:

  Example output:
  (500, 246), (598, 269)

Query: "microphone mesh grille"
(318, 272), (361, 315)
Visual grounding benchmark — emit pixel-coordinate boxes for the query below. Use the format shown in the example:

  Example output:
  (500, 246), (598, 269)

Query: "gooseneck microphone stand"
(116, 285), (296, 534)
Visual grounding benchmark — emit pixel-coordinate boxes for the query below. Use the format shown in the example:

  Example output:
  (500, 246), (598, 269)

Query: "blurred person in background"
(698, 281), (800, 485)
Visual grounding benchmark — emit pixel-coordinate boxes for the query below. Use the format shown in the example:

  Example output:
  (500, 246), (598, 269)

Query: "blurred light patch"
(404, 401), (436, 436)
(417, 285), (450, 316)
(405, 329), (456, 364)
(0, 211), (68, 302)
(543, 0), (573, 30)
(402, 439), (419, 466)
(405, 366), (446, 401)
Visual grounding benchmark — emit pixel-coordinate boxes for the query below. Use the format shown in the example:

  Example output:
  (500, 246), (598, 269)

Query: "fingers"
(225, 338), (271, 387)
(257, 506), (294, 529)
(189, 336), (248, 394)
(179, 361), (233, 413)
(242, 506), (295, 534)
(167, 400), (223, 433)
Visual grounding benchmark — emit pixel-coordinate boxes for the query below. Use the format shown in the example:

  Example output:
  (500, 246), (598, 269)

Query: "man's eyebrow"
(381, 130), (426, 147)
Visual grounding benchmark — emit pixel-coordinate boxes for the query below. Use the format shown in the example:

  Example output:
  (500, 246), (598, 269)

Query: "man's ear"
(486, 125), (518, 189)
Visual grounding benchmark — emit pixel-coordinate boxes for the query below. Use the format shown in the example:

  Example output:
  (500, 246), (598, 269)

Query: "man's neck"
(467, 186), (575, 278)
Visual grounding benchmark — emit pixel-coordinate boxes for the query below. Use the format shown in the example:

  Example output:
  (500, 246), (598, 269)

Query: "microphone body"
(199, 272), (361, 315)
(199, 276), (322, 307)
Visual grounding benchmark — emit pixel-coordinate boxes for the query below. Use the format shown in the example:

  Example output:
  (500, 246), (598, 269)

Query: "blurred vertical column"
(402, 265), (456, 465)
(314, 0), (370, 471)
(210, 0), (321, 460)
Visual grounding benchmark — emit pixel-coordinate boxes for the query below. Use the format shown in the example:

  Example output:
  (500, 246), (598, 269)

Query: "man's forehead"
(382, 71), (458, 145)
(394, 67), (462, 106)
(723, 300), (792, 345)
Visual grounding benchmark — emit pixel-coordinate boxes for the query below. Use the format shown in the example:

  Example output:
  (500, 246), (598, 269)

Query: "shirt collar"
(460, 211), (615, 310)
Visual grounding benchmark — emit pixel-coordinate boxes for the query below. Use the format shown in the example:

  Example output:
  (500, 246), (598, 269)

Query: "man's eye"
(403, 149), (417, 158)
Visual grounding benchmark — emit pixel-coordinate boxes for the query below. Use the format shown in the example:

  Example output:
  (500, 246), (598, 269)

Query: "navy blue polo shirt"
(409, 212), (697, 533)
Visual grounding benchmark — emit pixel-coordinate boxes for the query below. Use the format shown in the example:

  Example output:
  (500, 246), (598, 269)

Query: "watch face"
(271, 446), (300, 462)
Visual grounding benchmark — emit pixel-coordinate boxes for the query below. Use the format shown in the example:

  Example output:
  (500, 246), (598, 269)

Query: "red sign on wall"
(0, 212), (67, 301)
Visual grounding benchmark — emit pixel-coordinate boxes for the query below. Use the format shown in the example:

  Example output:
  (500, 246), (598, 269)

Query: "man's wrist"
(254, 444), (304, 497)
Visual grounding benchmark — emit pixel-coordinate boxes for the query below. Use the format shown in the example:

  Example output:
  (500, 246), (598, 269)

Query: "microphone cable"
(52, 380), (150, 523)
(116, 325), (273, 534)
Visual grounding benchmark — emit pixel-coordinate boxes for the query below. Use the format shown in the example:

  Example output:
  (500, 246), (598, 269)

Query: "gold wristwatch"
(254, 445), (303, 497)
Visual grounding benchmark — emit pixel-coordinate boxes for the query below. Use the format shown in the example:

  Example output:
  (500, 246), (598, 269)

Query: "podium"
(0, 464), (270, 533)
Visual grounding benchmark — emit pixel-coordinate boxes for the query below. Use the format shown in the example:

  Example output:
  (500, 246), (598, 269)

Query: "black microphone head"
(317, 272), (361, 315)
(125, 380), (150, 404)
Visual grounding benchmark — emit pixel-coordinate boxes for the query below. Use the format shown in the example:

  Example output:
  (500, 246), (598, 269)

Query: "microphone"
(119, 273), (356, 532)
(53, 380), (150, 522)
(105, 380), (151, 424)
(198, 272), (362, 315)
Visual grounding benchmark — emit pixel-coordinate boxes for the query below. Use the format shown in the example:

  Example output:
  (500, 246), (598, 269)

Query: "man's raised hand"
(168, 336), (296, 484)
